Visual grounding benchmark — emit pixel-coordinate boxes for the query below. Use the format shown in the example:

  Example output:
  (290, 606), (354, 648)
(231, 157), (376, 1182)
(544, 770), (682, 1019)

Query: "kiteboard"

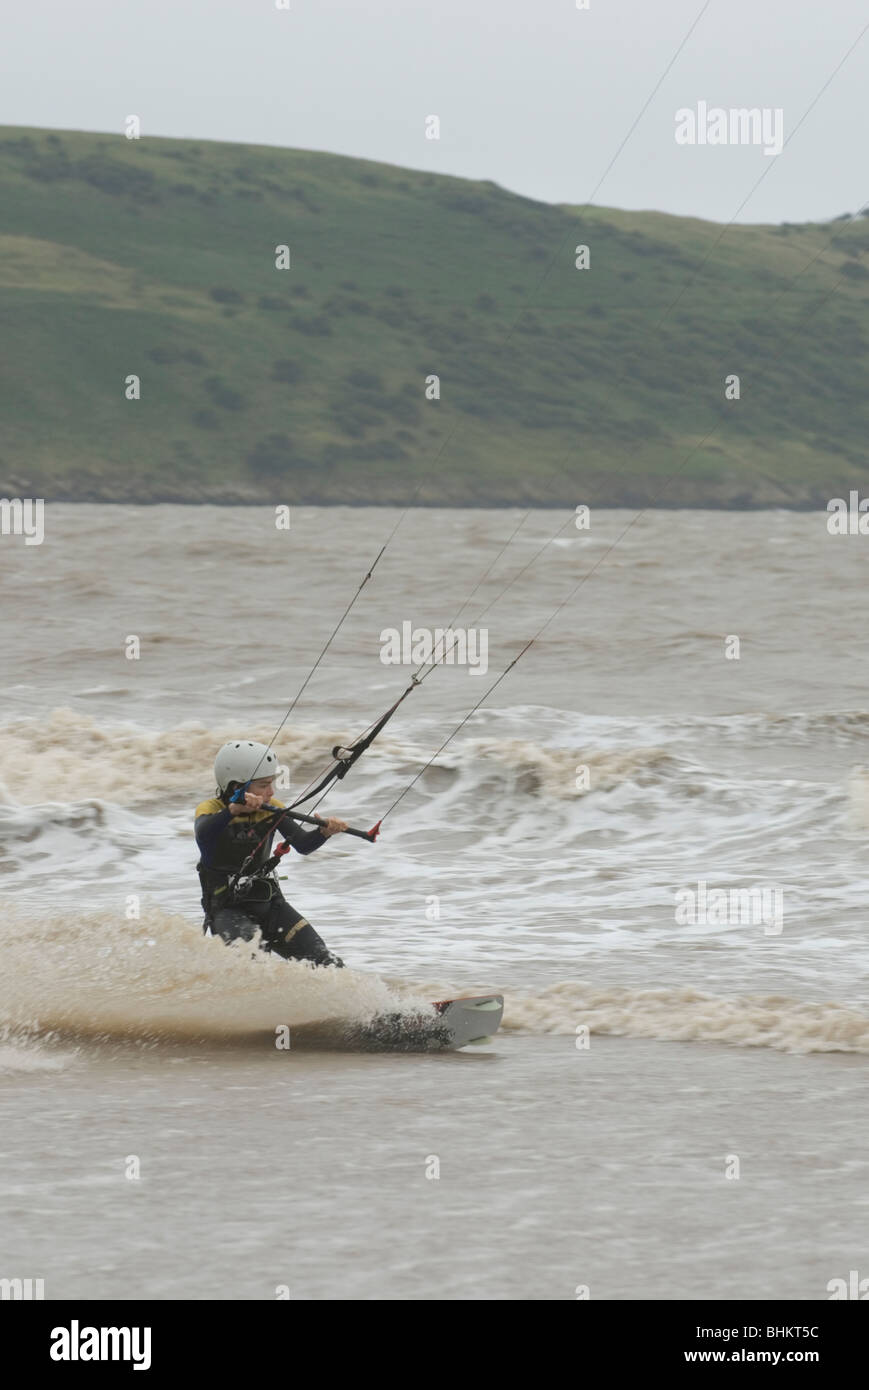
(331, 993), (504, 1052)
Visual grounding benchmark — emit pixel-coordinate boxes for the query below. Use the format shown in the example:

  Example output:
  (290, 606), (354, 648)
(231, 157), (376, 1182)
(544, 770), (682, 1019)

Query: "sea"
(1, 503), (868, 1300)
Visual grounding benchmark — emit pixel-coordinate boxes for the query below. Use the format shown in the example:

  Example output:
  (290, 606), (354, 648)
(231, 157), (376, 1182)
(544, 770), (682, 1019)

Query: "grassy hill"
(1, 125), (868, 506)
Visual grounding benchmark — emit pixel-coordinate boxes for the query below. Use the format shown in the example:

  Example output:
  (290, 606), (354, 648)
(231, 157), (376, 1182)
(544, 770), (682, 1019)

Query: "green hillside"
(1, 125), (868, 505)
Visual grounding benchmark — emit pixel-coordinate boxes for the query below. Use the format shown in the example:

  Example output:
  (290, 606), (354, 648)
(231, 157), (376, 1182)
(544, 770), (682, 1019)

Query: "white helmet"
(214, 740), (279, 793)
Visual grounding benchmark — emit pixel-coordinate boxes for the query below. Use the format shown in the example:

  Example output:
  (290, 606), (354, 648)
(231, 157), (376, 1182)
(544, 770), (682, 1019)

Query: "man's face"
(249, 776), (276, 798)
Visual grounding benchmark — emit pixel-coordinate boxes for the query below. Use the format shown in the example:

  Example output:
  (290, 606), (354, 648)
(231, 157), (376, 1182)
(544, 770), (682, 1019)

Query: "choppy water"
(1, 505), (868, 1298)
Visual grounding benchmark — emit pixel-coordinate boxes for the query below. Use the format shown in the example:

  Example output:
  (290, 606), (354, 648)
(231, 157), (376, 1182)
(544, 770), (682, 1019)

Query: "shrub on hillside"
(344, 369), (384, 392)
(204, 376), (246, 410)
(440, 193), (492, 216)
(74, 156), (156, 196)
(247, 434), (310, 477)
(272, 359), (304, 383)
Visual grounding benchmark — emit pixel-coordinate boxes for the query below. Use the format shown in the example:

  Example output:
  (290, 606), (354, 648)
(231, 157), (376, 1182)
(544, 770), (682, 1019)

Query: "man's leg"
(263, 898), (344, 968)
(210, 904), (263, 946)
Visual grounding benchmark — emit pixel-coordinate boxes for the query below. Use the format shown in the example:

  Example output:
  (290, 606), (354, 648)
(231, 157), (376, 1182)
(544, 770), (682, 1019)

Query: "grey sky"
(2, 0), (867, 223)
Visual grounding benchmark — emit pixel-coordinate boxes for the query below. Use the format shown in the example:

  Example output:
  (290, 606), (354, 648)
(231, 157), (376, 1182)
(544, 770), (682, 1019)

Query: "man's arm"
(194, 802), (232, 866)
(273, 812), (329, 855)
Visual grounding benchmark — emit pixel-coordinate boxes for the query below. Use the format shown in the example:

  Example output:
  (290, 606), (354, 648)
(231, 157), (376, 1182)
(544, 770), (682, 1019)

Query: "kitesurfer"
(195, 741), (347, 967)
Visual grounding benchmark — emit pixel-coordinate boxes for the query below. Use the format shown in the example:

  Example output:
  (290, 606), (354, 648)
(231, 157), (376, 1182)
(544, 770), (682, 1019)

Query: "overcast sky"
(2, 0), (867, 224)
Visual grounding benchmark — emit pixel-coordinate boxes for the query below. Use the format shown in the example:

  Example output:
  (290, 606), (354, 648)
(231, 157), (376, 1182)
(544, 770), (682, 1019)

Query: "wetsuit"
(194, 796), (343, 967)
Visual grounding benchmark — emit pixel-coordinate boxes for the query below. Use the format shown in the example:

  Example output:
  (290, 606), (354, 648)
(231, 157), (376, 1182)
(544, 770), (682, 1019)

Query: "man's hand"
(229, 792), (265, 816)
(317, 816), (348, 837)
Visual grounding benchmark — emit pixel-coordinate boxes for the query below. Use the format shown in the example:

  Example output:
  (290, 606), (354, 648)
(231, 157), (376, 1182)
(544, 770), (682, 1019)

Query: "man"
(195, 740), (347, 967)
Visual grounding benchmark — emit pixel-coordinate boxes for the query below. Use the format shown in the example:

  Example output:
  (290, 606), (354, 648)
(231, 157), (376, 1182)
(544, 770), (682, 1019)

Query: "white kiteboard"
(353, 994), (504, 1052)
(289, 994), (504, 1052)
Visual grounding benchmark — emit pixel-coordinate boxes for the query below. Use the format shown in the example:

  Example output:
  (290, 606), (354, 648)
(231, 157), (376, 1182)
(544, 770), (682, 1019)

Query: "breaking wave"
(2, 907), (868, 1063)
(0, 706), (729, 809)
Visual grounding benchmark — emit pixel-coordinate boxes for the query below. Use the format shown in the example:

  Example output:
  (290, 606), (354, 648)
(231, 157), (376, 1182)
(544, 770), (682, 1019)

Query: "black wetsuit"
(194, 795), (343, 967)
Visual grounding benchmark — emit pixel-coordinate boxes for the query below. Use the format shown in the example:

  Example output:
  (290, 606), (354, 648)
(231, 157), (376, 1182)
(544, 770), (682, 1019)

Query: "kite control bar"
(265, 805), (381, 844)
